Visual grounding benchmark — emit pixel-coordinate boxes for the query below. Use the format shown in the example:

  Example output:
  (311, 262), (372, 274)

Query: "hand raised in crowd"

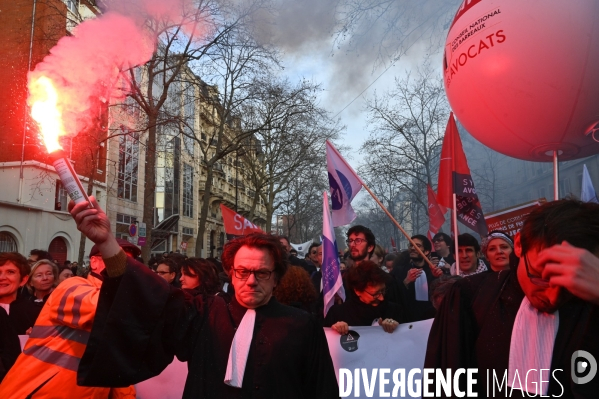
(331, 321), (350, 335)
(68, 197), (121, 258)
(538, 241), (599, 305)
(403, 268), (423, 286)
(377, 318), (399, 334)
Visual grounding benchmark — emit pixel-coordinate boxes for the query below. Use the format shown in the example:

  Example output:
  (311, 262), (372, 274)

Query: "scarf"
(224, 308), (256, 388)
(414, 270), (429, 301)
(508, 297), (559, 395)
(451, 258), (488, 276)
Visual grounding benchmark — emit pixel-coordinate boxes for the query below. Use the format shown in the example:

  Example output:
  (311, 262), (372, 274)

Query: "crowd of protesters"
(0, 197), (598, 397)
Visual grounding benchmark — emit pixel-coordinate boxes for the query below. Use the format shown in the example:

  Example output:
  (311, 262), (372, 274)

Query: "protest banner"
(290, 239), (313, 258)
(20, 319), (433, 398)
(325, 319), (434, 398)
(220, 203), (264, 238)
(484, 199), (546, 237)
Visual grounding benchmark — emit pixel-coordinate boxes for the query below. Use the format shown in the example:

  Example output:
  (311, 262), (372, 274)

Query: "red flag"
(427, 184), (446, 241)
(437, 113), (488, 237)
(220, 204), (264, 237)
(390, 237), (396, 250)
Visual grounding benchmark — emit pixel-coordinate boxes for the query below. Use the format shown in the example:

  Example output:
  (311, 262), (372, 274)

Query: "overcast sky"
(256, 0), (462, 168)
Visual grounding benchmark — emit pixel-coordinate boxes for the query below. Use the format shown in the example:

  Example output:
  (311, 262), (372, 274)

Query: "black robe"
(0, 308), (20, 382)
(424, 269), (599, 398)
(0, 295), (42, 381)
(323, 296), (407, 328)
(393, 260), (438, 322)
(78, 258), (338, 399)
(7, 295), (43, 334)
(343, 270), (405, 309)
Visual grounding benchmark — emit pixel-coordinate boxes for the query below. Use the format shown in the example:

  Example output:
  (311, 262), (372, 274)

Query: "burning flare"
(29, 76), (64, 153)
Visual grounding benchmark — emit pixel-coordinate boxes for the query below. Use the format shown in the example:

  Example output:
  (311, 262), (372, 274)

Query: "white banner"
(135, 359), (187, 399)
(290, 239), (313, 258)
(325, 319), (434, 398)
(19, 319), (433, 398)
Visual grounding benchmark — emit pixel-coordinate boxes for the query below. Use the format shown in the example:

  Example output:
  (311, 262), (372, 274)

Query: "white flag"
(290, 239), (313, 258)
(326, 141), (363, 227)
(322, 191), (345, 316)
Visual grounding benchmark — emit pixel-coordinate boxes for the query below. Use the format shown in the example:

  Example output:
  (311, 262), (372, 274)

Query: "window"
(118, 130), (139, 202)
(156, 137), (180, 223)
(116, 213), (137, 240)
(0, 232), (17, 253)
(55, 180), (68, 211)
(123, 68), (142, 118)
(65, 0), (78, 13)
(183, 163), (194, 218)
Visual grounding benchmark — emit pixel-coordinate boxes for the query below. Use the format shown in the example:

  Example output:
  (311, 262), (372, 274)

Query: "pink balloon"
(444, 0), (599, 161)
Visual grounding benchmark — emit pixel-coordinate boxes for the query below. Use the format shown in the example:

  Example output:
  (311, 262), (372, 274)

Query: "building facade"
(0, 0), (105, 262)
(0, 0), (267, 261)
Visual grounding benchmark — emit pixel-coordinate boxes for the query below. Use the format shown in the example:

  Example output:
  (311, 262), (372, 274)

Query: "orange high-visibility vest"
(0, 275), (135, 398)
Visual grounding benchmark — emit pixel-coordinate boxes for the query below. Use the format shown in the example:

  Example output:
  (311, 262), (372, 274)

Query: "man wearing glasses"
(324, 261), (406, 334)
(425, 199), (599, 398)
(345, 225), (404, 310)
(68, 197), (338, 398)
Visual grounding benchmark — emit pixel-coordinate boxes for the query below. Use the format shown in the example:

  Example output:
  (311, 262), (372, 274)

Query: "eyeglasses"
(346, 238), (367, 246)
(232, 268), (273, 280)
(363, 289), (385, 299)
(524, 254), (550, 287)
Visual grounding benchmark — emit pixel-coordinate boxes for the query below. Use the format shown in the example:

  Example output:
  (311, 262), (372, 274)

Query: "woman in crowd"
(57, 266), (74, 284)
(370, 244), (386, 268)
(482, 230), (518, 272)
(179, 258), (220, 296)
(274, 266), (318, 313)
(383, 253), (396, 273)
(324, 261), (406, 334)
(26, 259), (58, 304)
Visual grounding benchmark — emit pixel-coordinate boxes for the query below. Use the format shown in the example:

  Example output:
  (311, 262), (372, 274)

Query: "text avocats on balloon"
(443, 0), (599, 161)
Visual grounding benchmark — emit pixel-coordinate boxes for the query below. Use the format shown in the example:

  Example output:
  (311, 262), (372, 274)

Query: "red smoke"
(27, 0), (203, 139)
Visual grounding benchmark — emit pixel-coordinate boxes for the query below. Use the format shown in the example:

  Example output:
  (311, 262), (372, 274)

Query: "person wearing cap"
(0, 239), (138, 398)
(482, 230), (518, 272)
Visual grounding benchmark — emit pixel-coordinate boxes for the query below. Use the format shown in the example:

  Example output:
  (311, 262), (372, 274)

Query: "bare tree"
(112, 0), (264, 261)
(275, 168), (328, 243)
(188, 25), (291, 256)
(359, 66), (449, 232)
(468, 145), (507, 211)
(240, 78), (344, 232)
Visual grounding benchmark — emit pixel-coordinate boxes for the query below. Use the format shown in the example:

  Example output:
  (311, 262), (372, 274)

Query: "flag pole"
(326, 140), (435, 268)
(451, 115), (459, 273)
(360, 182), (436, 269)
(452, 193), (460, 273)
